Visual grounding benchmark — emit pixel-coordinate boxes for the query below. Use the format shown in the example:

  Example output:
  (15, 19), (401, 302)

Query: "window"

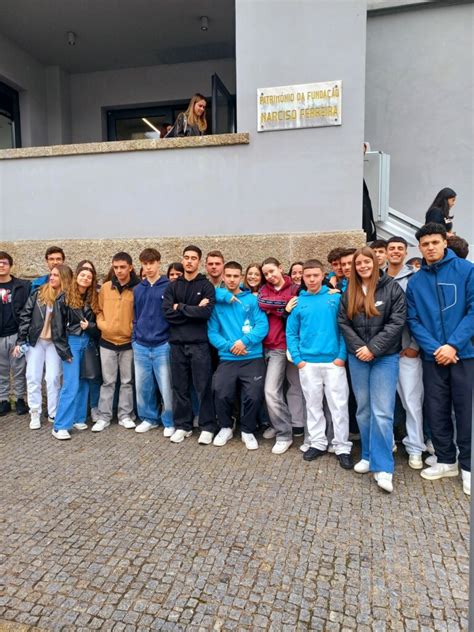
(0, 81), (21, 149)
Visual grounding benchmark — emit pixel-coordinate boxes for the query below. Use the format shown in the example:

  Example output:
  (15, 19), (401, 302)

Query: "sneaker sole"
(242, 440), (258, 450)
(408, 460), (423, 470)
(170, 432), (192, 443)
(420, 469), (459, 480)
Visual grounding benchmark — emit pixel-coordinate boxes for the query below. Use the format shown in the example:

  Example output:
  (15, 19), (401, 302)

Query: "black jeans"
(422, 358), (473, 471)
(170, 343), (216, 432)
(213, 358), (265, 434)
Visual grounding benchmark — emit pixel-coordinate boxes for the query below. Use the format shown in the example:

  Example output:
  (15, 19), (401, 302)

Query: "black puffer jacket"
(337, 273), (406, 357)
(52, 293), (99, 360)
(16, 290), (50, 347)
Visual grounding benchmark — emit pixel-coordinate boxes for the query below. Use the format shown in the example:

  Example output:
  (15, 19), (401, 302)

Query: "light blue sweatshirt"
(208, 289), (268, 361)
(286, 286), (346, 365)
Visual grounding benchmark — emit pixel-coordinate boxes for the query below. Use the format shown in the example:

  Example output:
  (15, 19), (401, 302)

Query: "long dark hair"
(428, 187), (456, 219)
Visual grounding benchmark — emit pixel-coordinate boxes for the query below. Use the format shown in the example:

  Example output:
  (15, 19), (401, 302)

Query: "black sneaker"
(0, 400), (11, 416)
(292, 426), (305, 437)
(303, 447), (326, 461)
(337, 453), (354, 470)
(15, 398), (28, 415)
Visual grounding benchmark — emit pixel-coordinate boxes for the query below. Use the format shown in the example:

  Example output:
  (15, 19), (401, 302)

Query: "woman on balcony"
(166, 94), (207, 137)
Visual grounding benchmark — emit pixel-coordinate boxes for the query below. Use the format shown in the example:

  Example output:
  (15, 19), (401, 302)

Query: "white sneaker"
(242, 432), (258, 450)
(73, 422), (88, 431)
(425, 454), (437, 466)
(263, 427), (277, 440)
(135, 421), (157, 434)
(425, 439), (435, 455)
(408, 454), (423, 470)
(118, 417), (136, 429)
(91, 419), (109, 432)
(198, 430), (214, 445)
(420, 462), (459, 480)
(170, 429), (192, 443)
(299, 443), (310, 453)
(272, 440), (293, 455)
(52, 429), (71, 440)
(374, 472), (393, 493)
(213, 428), (233, 446)
(354, 459), (370, 474)
(29, 411), (41, 430)
(163, 426), (175, 438)
(461, 470), (471, 496)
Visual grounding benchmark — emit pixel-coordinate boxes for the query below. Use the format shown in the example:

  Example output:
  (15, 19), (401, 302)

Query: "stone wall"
(0, 230), (366, 280)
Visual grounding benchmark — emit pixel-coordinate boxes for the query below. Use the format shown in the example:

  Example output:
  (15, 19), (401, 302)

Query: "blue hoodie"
(406, 248), (474, 360)
(286, 286), (346, 365)
(132, 276), (170, 347)
(208, 289), (268, 361)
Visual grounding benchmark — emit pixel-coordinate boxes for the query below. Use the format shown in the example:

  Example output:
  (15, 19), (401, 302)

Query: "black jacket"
(0, 276), (31, 335)
(52, 293), (99, 360)
(337, 273), (406, 357)
(16, 290), (50, 347)
(163, 274), (215, 344)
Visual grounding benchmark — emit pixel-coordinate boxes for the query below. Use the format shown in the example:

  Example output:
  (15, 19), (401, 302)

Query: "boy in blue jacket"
(406, 223), (474, 496)
(208, 261), (268, 450)
(286, 259), (353, 468)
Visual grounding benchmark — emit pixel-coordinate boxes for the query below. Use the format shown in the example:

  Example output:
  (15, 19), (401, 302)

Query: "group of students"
(0, 220), (472, 496)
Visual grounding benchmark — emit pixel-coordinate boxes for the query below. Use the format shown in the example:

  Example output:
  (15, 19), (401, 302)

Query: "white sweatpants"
(26, 339), (62, 417)
(397, 355), (426, 455)
(299, 362), (352, 454)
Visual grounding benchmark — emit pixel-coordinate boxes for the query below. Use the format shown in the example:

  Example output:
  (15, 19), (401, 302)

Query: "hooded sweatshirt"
(286, 286), (346, 365)
(389, 264), (419, 352)
(258, 275), (297, 350)
(406, 248), (474, 360)
(132, 276), (170, 347)
(162, 273), (215, 344)
(208, 289), (268, 361)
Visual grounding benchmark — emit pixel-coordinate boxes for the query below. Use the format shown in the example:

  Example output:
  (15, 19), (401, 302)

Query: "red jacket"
(258, 276), (297, 350)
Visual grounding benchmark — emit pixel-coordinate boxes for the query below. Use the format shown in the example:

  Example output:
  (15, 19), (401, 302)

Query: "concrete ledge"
(0, 230), (366, 279)
(0, 133), (250, 161)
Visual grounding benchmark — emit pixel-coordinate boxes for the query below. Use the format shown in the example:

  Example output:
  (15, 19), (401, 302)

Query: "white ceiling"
(0, 0), (235, 73)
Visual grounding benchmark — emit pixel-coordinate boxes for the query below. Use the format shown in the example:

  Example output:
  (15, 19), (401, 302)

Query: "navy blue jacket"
(406, 249), (474, 360)
(132, 276), (170, 347)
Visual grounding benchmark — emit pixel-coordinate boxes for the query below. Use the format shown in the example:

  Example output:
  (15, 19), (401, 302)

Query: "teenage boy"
(132, 248), (175, 435)
(163, 245), (216, 444)
(208, 261), (268, 450)
(205, 250), (225, 288)
(370, 239), (388, 270)
(286, 259), (352, 468)
(339, 248), (356, 285)
(31, 246), (65, 293)
(406, 223), (474, 496)
(386, 236), (425, 468)
(92, 252), (140, 432)
(0, 251), (30, 415)
(326, 247), (346, 291)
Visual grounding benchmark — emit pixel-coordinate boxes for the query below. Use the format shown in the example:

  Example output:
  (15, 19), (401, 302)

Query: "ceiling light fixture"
(200, 16), (209, 31)
(142, 118), (161, 135)
(67, 31), (76, 46)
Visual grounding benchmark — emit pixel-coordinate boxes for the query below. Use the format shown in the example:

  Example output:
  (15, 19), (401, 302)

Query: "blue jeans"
(133, 341), (174, 427)
(348, 353), (399, 473)
(54, 334), (92, 431)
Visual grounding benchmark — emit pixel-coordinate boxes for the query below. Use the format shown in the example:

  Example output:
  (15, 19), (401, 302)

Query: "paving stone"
(0, 412), (469, 630)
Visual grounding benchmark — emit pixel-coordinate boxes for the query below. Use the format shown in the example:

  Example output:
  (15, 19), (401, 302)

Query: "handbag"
(80, 342), (102, 381)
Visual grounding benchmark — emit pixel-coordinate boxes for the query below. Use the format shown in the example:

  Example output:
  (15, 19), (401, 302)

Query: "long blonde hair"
(66, 266), (99, 313)
(346, 247), (381, 319)
(38, 264), (73, 306)
(184, 93), (207, 132)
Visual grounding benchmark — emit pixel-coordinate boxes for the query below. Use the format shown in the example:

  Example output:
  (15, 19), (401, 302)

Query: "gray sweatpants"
(97, 347), (135, 422)
(0, 333), (26, 400)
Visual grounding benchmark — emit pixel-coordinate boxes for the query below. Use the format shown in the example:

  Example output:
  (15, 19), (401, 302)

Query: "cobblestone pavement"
(0, 412), (469, 632)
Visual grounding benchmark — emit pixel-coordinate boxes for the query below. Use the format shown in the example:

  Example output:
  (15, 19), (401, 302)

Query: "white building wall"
(365, 3), (474, 242)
